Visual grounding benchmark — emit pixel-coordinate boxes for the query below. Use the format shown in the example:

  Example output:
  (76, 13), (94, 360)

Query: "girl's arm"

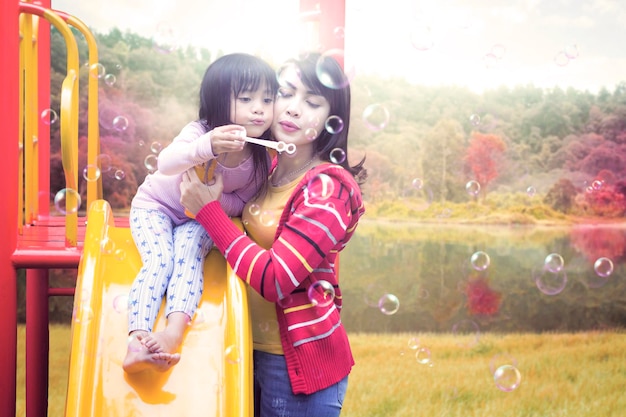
(158, 122), (246, 175)
(157, 122), (215, 175)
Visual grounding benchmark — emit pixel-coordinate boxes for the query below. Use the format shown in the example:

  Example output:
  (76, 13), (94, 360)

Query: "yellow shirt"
(241, 175), (303, 354)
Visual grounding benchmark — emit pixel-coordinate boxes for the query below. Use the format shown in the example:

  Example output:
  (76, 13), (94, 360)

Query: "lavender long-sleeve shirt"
(131, 121), (264, 224)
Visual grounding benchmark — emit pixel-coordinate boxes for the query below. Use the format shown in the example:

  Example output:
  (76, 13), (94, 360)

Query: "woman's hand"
(206, 124), (245, 155)
(180, 168), (224, 216)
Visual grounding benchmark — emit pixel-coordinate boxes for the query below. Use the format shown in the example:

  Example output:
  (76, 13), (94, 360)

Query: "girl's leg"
(127, 208), (175, 332)
(253, 351), (348, 417)
(142, 220), (214, 357)
(166, 220), (214, 318)
(123, 208), (176, 373)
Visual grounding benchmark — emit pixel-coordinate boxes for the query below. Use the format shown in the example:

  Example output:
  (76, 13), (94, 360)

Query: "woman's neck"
(271, 150), (320, 187)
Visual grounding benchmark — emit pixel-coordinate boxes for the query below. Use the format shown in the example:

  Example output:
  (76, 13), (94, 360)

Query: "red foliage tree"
(570, 226), (626, 263)
(463, 132), (507, 197)
(464, 274), (502, 316)
(578, 183), (626, 217)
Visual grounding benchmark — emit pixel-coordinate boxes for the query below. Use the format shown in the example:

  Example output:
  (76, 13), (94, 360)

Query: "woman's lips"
(278, 120), (299, 132)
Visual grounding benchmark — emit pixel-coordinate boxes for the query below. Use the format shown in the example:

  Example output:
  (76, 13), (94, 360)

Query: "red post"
(0, 0), (20, 415)
(26, 270), (50, 417)
(38, 0), (52, 216)
(300, 0), (346, 53)
(26, 3), (52, 416)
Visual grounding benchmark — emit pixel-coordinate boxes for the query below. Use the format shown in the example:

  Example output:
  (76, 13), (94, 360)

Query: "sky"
(52, 0), (626, 94)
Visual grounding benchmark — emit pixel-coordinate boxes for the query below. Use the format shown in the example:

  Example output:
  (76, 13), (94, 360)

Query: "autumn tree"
(463, 132), (507, 199)
(543, 178), (578, 213)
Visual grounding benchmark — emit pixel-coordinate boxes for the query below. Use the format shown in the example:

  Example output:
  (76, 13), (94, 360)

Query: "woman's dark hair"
(197, 53), (278, 190)
(281, 53), (366, 184)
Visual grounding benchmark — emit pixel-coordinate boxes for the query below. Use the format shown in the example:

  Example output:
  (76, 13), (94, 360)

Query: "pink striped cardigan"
(195, 163), (365, 395)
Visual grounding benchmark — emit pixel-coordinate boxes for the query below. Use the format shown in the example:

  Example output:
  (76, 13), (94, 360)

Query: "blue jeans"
(253, 350), (348, 417)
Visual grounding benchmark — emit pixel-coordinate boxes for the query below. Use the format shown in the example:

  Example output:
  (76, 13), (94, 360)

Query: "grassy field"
(16, 325), (626, 417)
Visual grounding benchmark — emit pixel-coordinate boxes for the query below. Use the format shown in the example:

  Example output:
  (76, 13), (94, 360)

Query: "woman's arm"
(181, 166), (362, 302)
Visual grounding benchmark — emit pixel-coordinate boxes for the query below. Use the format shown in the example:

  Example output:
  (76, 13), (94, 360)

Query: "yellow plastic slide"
(65, 200), (252, 416)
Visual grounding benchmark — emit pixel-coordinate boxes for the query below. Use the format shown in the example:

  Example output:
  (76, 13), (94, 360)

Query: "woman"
(180, 52), (366, 416)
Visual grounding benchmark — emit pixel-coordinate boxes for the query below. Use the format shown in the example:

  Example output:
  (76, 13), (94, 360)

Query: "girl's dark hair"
(281, 53), (367, 184)
(197, 53), (278, 191)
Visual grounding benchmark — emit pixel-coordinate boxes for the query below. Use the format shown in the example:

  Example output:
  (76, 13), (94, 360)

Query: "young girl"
(123, 53), (277, 374)
(180, 53), (366, 416)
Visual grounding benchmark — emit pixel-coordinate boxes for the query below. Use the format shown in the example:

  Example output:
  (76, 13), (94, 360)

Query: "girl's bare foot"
(123, 314), (189, 373)
(142, 330), (181, 354)
(122, 331), (181, 374)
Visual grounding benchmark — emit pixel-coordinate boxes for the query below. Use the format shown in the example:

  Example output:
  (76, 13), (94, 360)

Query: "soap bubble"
(82, 164), (101, 182)
(544, 253), (565, 273)
(144, 154), (158, 171)
(407, 337), (420, 350)
(112, 294), (129, 314)
(113, 169), (126, 181)
(41, 108), (58, 125)
(493, 364), (521, 392)
(534, 267), (567, 295)
(362, 103), (390, 131)
(150, 142), (163, 154)
(315, 49), (354, 89)
(307, 173), (335, 201)
(248, 203), (261, 216)
(378, 293), (400, 315)
(333, 26), (345, 39)
(325, 115), (344, 134)
(564, 44), (579, 59)
(307, 280), (335, 307)
(72, 306), (94, 324)
(415, 347), (432, 365)
(112, 115), (129, 132)
(89, 63), (106, 79)
(304, 127), (318, 141)
(470, 251), (491, 271)
(594, 257), (614, 278)
(259, 210), (278, 227)
(329, 148), (346, 164)
(54, 188), (81, 214)
(224, 344), (242, 364)
(104, 73), (116, 86)
(465, 180), (481, 197)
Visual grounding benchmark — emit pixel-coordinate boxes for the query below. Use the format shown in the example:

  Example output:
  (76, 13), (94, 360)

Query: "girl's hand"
(207, 125), (245, 155)
(180, 168), (224, 216)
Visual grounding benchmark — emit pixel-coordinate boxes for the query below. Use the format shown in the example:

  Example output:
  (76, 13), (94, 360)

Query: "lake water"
(338, 221), (626, 334)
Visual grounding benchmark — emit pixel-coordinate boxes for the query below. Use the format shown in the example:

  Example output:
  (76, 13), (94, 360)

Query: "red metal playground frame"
(0, 1), (346, 416)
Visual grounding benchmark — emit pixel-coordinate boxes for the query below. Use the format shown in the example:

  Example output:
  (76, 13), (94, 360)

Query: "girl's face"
(230, 82), (274, 138)
(271, 65), (330, 147)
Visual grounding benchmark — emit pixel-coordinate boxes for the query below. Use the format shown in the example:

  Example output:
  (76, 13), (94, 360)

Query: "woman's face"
(271, 65), (330, 148)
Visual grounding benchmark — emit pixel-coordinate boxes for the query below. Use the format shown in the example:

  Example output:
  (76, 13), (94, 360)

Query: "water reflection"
(340, 223), (626, 333)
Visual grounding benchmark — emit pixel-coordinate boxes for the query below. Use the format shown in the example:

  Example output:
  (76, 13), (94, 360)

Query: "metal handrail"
(19, 2), (80, 246)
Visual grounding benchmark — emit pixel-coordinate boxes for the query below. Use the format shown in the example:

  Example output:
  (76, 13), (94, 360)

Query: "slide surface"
(65, 200), (252, 417)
